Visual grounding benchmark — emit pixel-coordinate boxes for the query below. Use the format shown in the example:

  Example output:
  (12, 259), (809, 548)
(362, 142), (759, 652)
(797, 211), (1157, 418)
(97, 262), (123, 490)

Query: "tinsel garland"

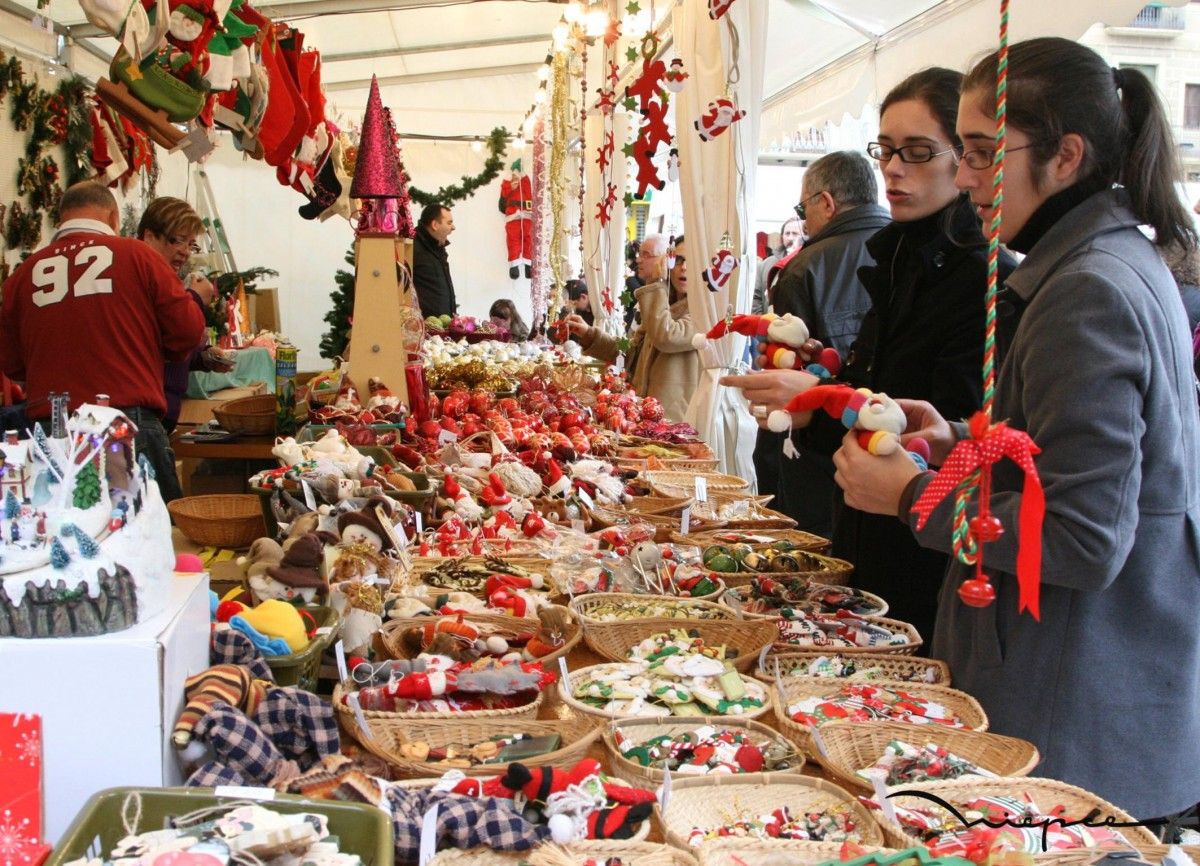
(408, 127), (509, 209)
(548, 51), (570, 318)
(530, 116), (551, 327)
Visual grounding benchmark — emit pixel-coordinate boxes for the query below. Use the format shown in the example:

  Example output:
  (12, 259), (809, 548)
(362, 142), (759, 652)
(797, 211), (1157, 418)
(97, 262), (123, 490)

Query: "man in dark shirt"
(412, 202), (457, 318)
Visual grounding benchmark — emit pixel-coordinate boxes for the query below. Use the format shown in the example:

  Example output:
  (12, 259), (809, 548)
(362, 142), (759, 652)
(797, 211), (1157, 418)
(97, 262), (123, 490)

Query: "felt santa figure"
(767, 384), (930, 469)
(499, 160), (534, 280)
(694, 96), (746, 142)
(701, 247), (738, 292)
(696, 312), (841, 376)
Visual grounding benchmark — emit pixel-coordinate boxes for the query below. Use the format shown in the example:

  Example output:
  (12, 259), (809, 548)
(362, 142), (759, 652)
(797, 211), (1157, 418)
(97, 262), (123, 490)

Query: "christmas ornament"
(700, 242), (738, 293)
(500, 159), (534, 279)
(709, 0), (738, 20)
(664, 58), (688, 92)
(695, 95), (746, 142)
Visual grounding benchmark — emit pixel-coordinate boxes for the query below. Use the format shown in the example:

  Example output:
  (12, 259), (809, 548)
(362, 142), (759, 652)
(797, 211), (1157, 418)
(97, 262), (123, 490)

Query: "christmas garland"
(407, 127), (509, 208)
(57, 76), (94, 187)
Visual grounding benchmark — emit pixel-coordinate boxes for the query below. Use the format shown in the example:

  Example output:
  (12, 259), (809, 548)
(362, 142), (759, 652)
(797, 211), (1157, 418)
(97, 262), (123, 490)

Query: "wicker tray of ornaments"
(755, 649), (951, 686)
(569, 593), (740, 625)
(701, 544), (853, 589)
(583, 617), (778, 673)
(671, 528), (832, 554)
(722, 580), (888, 620)
(690, 493), (798, 530)
(559, 661), (772, 721)
(695, 839), (895, 866)
(375, 607), (582, 666)
(425, 842), (698, 866)
(772, 677), (988, 760)
(406, 554), (559, 597)
(611, 437), (719, 473)
(657, 772), (885, 852)
(810, 720), (1040, 795)
(604, 716), (805, 786)
(769, 610), (923, 655)
(642, 470), (752, 499)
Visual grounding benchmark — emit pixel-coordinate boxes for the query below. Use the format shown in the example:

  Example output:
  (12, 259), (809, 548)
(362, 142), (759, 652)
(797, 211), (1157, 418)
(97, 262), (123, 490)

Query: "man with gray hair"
(754, 150), (890, 535)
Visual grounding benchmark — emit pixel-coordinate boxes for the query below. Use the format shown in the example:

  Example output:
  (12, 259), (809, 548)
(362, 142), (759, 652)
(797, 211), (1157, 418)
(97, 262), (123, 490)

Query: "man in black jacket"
(756, 151), (891, 536)
(413, 202), (457, 318)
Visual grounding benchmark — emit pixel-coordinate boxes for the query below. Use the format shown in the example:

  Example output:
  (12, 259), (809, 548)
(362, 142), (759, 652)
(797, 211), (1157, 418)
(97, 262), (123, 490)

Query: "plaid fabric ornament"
(383, 787), (548, 863)
(210, 628), (276, 682)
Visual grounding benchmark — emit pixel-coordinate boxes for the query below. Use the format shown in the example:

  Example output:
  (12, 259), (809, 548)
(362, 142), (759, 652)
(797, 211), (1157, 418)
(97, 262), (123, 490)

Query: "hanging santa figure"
(702, 247), (738, 292)
(498, 159), (534, 280)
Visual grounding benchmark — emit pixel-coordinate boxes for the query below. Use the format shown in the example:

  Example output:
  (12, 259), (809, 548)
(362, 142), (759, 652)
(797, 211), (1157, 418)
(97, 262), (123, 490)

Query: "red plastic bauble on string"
(958, 578), (997, 608)
(969, 514), (1004, 543)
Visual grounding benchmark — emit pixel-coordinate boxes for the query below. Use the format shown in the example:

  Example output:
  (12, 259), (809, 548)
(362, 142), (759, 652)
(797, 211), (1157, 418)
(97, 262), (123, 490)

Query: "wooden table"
(170, 433), (279, 495)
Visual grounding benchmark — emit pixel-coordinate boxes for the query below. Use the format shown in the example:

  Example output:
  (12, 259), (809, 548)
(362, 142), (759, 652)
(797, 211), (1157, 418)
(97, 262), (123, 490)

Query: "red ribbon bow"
(912, 413), (1045, 619)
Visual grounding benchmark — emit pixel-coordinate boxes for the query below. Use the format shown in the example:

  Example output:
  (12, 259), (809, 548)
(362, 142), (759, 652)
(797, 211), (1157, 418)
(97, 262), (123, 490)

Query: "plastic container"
(49, 787), (392, 866)
(266, 605), (341, 692)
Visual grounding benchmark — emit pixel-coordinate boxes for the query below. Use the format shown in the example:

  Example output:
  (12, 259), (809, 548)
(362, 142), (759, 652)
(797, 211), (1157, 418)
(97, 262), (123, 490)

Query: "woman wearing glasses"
(834, 39), (1200, 819)
(567, 235), (699, 422)
(725, 68), (1017, 644)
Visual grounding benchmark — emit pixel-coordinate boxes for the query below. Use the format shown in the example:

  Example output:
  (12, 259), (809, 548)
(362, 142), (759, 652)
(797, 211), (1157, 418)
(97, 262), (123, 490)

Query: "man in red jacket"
(0, 181), (206, 501)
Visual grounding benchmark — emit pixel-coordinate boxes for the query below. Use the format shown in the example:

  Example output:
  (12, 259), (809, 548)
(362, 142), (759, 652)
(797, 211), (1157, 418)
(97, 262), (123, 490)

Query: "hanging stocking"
(259, 30), (308, 167)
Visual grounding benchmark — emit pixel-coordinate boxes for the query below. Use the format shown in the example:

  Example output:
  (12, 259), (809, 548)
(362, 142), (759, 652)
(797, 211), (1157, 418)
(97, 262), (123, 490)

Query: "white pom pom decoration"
(549, 813), (578, 844)
(767, 410), (792, 433)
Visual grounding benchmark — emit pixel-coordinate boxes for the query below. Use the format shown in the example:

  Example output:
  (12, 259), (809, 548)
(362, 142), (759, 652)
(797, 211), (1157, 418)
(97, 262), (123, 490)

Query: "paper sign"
(348, 693), (371, 740)
(438, 428), (458, 445)
(418, 803), (440, 866)
(557, 656), (570, 683)
(870, 770), (899, 827)
(658, 766), (672, 812)
(577, 488), (595, 510)
(335, 640), (348, 682)
(375, 504), (406, 552)
(679, 506), (691, 535)
(694, 476), (708, 503)
(215, 786), (276, 801)
(300, 479), (317, 511)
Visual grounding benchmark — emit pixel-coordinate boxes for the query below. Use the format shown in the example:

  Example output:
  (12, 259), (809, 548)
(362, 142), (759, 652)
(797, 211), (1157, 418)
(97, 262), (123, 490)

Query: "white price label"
(694, 477), (708, 503)
(869, 770), (899, 827)
(577, 488), (595, 510)
(300, 479), (317, 511)
(315, 626), (333, 636)
(335, 639), (348, 683)
(437, 427), (458, 444)
(214, 786), (275, 801)
(658, 766), (672, 813)
(679, 506), (691, 535)
(418, 803), (440, 866)
(414, 510), (424, 535)
(615, 354), (625, 373)
(557, 656), (570, 683)
(348, 693), (371, 739)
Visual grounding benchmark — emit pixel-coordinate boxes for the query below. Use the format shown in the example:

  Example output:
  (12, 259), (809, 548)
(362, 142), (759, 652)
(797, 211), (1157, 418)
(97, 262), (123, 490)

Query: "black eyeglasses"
(867, 141), (958, 164)
(794, 192), (825, 221)
(953, 141), (1047, 170)
(169, 236), (202, 255)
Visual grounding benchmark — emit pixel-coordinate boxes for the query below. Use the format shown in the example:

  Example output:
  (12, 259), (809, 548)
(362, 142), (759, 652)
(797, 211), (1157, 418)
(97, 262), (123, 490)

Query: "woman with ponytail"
(834, 38), (1200, 819)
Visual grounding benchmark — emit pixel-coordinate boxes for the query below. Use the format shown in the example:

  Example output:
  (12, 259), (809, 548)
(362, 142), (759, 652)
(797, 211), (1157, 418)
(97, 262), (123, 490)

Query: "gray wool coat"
(910, 189), (1200, 819)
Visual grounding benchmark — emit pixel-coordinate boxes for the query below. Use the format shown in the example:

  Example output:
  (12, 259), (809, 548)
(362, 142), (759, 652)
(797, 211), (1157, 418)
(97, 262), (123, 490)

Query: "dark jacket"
(801, 195), (1020, 642)
(914, 188), (1200, 818)
(412, 225), (456, 318)
(163, 289), (215, 428)
(763, 203), (891, 536)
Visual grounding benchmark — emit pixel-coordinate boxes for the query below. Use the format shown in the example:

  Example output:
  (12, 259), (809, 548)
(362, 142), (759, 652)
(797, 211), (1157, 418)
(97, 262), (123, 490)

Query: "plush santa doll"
(696, 312), (841, 377)
(701, 248), (739, 292)
(499, 160), (534, 280)
(694, 96), (746, 142)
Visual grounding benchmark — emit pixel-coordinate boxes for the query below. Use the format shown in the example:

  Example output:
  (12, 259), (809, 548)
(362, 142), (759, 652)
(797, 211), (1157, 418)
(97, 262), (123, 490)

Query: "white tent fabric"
(673, 0), (766, 482)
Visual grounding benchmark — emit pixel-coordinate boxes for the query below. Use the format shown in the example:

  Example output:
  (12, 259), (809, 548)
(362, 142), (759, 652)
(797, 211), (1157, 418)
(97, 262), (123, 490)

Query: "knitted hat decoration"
(264, 532), (325, 589)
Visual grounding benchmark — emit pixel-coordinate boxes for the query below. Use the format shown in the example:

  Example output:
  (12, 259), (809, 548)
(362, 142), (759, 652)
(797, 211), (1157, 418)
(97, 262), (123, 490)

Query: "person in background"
(0, 182), (205, 502)
(1160, 240), (1200, 333)
(567, 235), (698, 421)
(488, 298), (530, 341)
(753, 151), (891, 535)
(413, 202), (457, 318)
(624, 240), (644, 328)
(563, 279), (594, 327)
(752, 216), (803, 314)
(137, 197), (233, 435)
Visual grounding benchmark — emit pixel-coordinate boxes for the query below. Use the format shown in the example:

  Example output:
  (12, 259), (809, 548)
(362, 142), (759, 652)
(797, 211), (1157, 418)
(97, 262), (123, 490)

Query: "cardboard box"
(0, 575), (211, 843)
(250, 287), (280, 334)
(176, 382), (267, 427)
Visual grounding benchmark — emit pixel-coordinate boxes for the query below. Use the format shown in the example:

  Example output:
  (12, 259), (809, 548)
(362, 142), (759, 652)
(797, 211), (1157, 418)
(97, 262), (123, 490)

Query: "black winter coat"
(799, 195), (1021, 644)
(413, 226), (457, 318)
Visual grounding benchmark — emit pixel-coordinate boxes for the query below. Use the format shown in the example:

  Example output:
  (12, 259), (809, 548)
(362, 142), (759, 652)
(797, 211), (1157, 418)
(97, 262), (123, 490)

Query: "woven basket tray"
(333, 681), (544, 746)
(213, 394), (278, 435)
(168, 494), (266, 549)
(772, 613), (923, 655)
(410, 555), (558, 597)
(1032, 846), (1200, 866)
(604, 716), (806, 785)
(875, 777), (1159, 849)
(643, 470), (751, 496)
(755, 650), (951, 686)
(773, 678), (988, 758)
(696, 839), (895, 866)
(812, 720), (1040, 794)
(582, 617), (778, 672)
(588, 506), (727, 539)
(726, 585), (889, 620)
(559, 662), (772, 721)
(375, 608), (582, 665)
(569, 593), (740, 625)
(658, 772), (885, 850)
(672, 528), (833, 554)
(619, 495), (697, 517)
(709, 550), (854, 589)
(425, 838), (679, 866)
(353, 715), (601, 778)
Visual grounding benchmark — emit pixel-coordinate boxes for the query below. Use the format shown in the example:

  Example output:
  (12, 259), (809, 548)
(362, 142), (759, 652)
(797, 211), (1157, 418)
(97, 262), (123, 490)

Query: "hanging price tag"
(679, 506), (691, 535)
(335, 640), (349, 683)
(347, 693), (371, 740)
(418, 803), (439, 866)
(438, 428), (458, 445)
(694, 476), (708, 503)
(658, 766), (672, 813)
(558, 656), (570, 683)
(415, 511), (424, 535)
(869, 770), (899, 827)
(615, 354), (625, 373)
(577, 488), (595, 510)
(300, 479), (317, 511)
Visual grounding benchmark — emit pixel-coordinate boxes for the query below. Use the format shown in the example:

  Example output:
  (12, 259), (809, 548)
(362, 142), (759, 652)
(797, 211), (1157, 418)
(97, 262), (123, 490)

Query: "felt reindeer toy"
(696, 312), (841, 377)
(767, 384), (931, 469)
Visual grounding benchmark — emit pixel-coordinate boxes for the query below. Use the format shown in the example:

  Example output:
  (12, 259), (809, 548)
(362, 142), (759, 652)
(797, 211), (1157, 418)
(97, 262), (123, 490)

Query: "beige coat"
(579, 281), (699, 422)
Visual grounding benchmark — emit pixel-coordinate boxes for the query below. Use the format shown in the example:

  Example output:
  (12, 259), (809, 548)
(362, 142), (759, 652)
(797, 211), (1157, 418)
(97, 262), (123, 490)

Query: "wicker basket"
(709, 551), (855, 589)
(213, 394), (278, 435)
(559, 662), (772, 721)
(375, 608), (582, 665)
(876, 777), (1159, 849)
(411, 555), (558, 596)
(1032, 846), (1200, 866)
(620, 495), (697, 516)
(333, 680), (545, 746)
(168, 494), (266, 549)
(569, 593), (739, 625)
(696, 839), (894, 866)
(726, 585), (888, 620)
(643, 470), (751, 497)
(811, 721), (1040, 794)
(772, 613), (923, 655)
(582, 617), (778, 672)
(604, 716), (805, 785)
(427, 842), (697, 866)
(672, 528), (833, 554)
(755, 650), (951, 686)
(658, 772), (885, 850)
(773, 678), (988, 758)
(353, 715), (601, 778)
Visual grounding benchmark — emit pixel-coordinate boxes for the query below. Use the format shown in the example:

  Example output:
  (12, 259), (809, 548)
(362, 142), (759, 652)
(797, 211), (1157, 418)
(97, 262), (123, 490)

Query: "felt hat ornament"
(263, 532), (326, 599)
(336, 496), (396, 552)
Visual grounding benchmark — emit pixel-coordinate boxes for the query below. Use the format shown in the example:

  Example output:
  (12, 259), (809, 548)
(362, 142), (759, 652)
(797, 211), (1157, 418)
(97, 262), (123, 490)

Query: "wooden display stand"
(346, 234), (412, 404)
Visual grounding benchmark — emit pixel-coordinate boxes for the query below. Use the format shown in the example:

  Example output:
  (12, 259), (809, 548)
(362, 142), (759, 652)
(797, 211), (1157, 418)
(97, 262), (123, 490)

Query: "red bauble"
(734, 743), (764, 772)
(958, 578), (997, 607)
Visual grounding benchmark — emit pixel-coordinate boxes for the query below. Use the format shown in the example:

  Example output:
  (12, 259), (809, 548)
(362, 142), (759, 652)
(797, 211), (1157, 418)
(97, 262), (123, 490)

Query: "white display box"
(0, 574), (211, 843)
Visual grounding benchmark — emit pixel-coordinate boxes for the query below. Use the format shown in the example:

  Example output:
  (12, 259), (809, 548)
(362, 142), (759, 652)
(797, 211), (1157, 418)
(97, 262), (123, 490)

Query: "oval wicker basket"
(559, 662), (772, 721)
(726, 585), (889, 620)
(619, 495), (697, 516)
(876, 777), (1159, 849)
(587, 505), (727, 539)
(604, 716), (806, 786)
(672, 528), (833, 553)
(811, 721), (1040, 794)
(375, 607), (582, 665)
(772, 613), (923, 655)
(213, 394), (278, 435)
(168, 494), (266, 549)
(583, 616), (778, 672)
(352, 715), (601, 778)
(657, 772), (885, 850)
(410, 555), (558, 597)
(643, 470), (751, 496)
(332, 680), (544, 746)
(755, 650), (951, 686)
(569, 593), (740, 625)
(707, 550), (854, 589)
(1032, 846), (1200, 866)
(695, 839), (894, 866)
(426, 841), (697, 866)
(772, 678), (988, 759)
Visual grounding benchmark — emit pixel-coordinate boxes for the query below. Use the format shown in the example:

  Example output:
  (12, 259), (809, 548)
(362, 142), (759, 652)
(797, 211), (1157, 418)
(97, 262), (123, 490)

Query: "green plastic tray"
(266, 604), (340, 692)
(50, 786), (392, 866)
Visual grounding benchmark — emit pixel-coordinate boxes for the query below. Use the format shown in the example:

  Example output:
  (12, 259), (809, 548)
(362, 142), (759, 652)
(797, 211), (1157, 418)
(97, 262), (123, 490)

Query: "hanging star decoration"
(625, 45), (639, 62)
(626, 0), (640, 13)
(604, 18), (622, 47)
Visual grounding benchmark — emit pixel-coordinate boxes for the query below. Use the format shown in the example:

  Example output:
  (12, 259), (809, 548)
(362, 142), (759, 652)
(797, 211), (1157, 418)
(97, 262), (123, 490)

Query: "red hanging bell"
(958, 578), (997, 608)
(969, 514), (1005, 542)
